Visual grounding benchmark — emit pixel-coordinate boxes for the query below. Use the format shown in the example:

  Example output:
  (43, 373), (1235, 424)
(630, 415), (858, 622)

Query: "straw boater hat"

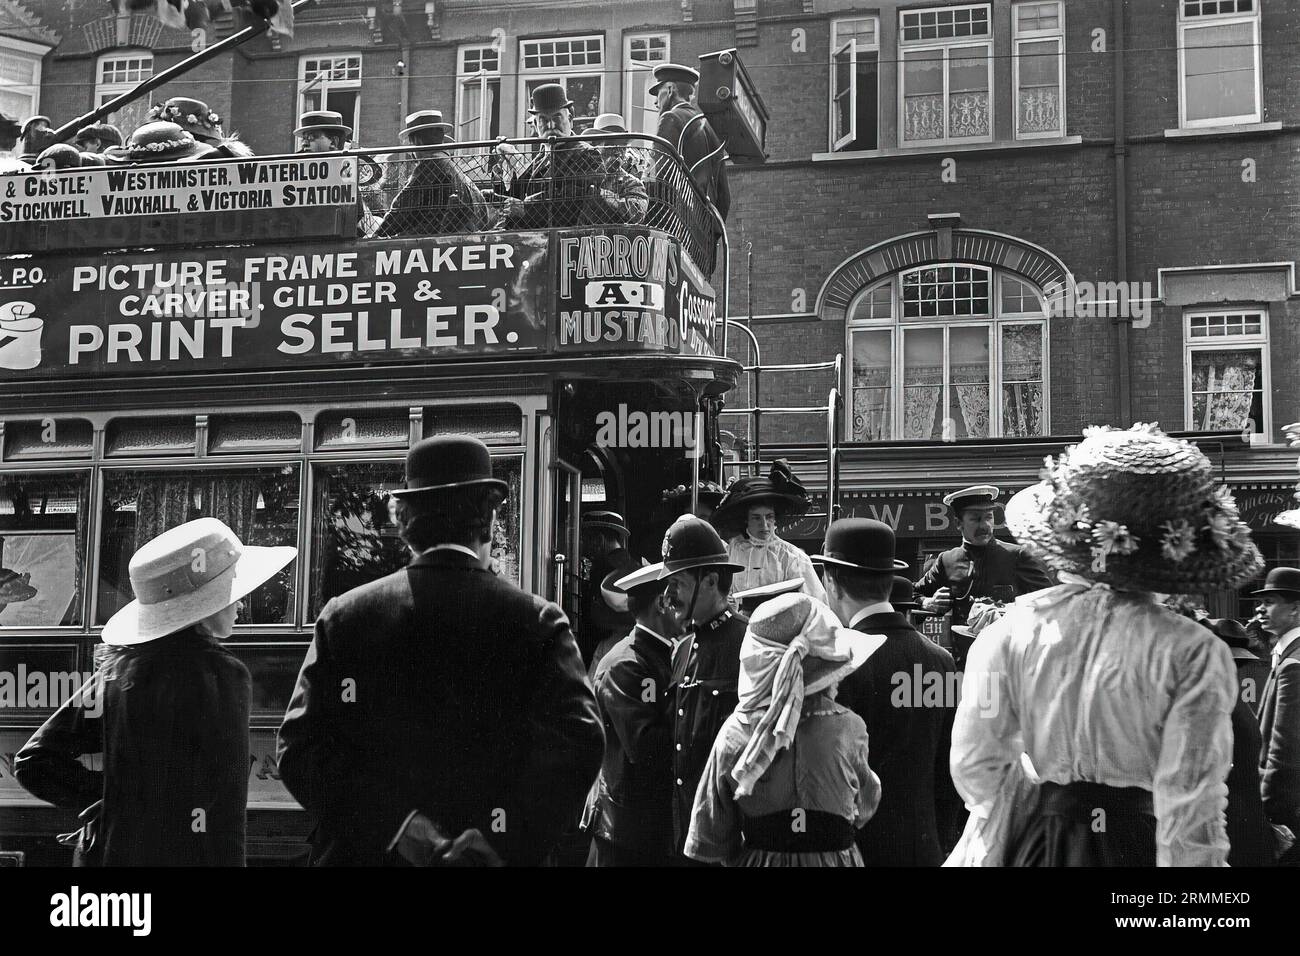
(148, 97), (224, 145)
(581, 113), (628, 137)
(101, 518), (296, 646)
(295, 109), (353, 140)
(107, 122), (216, 164)
(389, 435), (508, 503)
(1005, 423), (1263, 594)
(656, 514), (744, 579)
(400, 109), (454, 143)
(711, 460), (811, 539)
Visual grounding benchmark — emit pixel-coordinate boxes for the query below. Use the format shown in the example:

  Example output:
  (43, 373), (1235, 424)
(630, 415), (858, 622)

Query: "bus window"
(2, 419), (94, 461)
(97, 466), (300, 627)
(208, 413), (303, 455)
(0, 471), (90, 628)
(105, 417), (197, 457)
(310, 456), (524, 618)
(310, 461), (409, 619)
(315, 410), (410, 451)
(421, 404), (522, 445)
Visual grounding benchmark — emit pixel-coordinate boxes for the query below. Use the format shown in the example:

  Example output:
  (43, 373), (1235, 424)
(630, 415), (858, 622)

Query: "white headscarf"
(730, 595), (884, 797)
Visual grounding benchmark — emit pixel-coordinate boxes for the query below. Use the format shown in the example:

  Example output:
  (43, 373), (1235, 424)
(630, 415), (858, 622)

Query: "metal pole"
(50, 0), (317, 144)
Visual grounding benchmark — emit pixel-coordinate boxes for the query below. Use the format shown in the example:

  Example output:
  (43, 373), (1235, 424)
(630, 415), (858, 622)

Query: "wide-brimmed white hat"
(102, 518), (296, 646)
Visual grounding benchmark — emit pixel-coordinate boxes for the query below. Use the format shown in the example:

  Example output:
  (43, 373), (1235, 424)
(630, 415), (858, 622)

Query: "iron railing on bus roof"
(347, 133), (720, 273)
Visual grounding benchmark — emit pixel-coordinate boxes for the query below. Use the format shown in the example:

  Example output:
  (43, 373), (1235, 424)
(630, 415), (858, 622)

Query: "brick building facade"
(6, 0), (1298, 611)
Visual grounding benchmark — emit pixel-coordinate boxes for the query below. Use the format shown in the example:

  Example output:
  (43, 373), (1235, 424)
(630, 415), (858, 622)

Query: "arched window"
(847, 264), (1048, 441)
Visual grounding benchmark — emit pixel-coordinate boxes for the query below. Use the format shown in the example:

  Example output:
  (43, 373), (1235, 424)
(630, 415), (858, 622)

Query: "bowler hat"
(400, 109), (453, 142)
(811, 519), (909, 574)
(890, 575), (936, 616)
(657, 515), (744, 578)
(1207, 617), (1251, 648)
(101, 517), (296, 646)
(584, 510), (630, 542)
(390, 435), (509, 500)
(19, 115), (50, 138)
(295, 109), (353, 139)
(603, 555), (666, 612)
(35, 143), (83, 170)
(528, 83), (573, 114)
(944, 485), (1000, 515)
(648, 63), (699, 96)
(1251, 567), (1300, 599)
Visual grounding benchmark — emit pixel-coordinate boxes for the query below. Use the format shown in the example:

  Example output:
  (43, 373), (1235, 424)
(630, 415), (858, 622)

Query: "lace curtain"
(1193, 350), (1258, 431)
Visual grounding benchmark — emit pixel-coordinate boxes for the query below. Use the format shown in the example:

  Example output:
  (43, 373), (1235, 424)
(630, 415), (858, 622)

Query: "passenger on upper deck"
(148, 97), (252, 159)
(580, 113), (648, 226)
(296, 109), (350, 155)
(650, 64), (730, 222)
(73, 122), (122, 155)
(494, 83), (604, 230)
(373, 109), (488, 238)
(18, 116), (54, 166)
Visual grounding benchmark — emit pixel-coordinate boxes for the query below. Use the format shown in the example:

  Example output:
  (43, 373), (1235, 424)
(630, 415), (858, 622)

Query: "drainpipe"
(1113, 0), (1132, 425)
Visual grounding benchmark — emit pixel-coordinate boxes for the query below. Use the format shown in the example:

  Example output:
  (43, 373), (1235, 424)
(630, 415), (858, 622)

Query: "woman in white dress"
(949, 424), (1262, 867)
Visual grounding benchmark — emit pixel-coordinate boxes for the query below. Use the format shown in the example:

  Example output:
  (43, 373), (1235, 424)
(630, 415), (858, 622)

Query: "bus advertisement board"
(554, 228), (717, 357)
(0, 234), (551, 377)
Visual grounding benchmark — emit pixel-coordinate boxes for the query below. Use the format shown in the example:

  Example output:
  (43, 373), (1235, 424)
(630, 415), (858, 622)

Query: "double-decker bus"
(0, 129), (736, 864)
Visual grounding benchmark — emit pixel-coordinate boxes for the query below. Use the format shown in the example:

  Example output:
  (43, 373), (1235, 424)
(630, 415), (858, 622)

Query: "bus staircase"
(720, 320), (843, 527)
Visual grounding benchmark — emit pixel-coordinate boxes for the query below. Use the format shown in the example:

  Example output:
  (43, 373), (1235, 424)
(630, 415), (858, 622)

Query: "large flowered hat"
(148, 97), (224, 144)
(711, 460), (810, 539)
(107, 122), (215, 163)
(1005, 423), (1262, 594)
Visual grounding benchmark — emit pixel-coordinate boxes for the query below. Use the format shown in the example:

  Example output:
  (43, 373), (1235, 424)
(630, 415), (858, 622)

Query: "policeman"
(659, 515), (746, 861)
(649, 63), (730, 220)
(913, 485), (1053, 668)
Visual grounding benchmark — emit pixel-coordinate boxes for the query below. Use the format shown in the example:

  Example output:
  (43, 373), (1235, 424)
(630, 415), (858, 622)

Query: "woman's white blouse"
(950, 582), (1237, 867)
(726, 534), (828, 603)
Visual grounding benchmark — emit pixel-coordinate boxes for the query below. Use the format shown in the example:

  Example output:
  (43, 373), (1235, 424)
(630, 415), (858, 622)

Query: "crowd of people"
(11, 422), (1300, 868)
(0, 61), (728, 257)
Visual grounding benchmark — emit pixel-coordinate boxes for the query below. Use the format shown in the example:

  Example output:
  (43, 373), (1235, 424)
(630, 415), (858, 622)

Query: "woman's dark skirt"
(1009, 781), (1157, 867)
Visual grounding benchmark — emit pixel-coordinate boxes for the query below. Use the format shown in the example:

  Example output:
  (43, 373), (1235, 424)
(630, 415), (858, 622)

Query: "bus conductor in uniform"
(914, 485), (1054, 668)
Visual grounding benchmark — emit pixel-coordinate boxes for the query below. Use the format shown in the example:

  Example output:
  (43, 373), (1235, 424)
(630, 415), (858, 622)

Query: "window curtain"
(903, 386), (943, 439)
(1196, 351), (1258, 431)
(853, 363), (891, 441)
(953, 382), (990, 438)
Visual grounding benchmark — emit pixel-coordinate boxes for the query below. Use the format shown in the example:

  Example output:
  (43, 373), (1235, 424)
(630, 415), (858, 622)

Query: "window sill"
(1164, 121), (1282, 139)
(812, 135), (1082, 162)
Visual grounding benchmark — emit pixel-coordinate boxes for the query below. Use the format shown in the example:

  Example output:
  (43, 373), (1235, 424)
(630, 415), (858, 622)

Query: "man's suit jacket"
(655, 102), (729, 219)
(277, 548), (604, 866)
(375, 154), (487, 238)
(915, 537), (1055, 627)
(836, 611), (962, 866)
(504, 138), (604, 229)
(1259, 639), (1300, 833)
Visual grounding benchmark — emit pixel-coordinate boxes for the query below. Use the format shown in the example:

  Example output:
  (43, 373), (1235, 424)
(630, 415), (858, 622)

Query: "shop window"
(457, 44), (501, 141)
(421, 403), (522, 444)
(519, 34), (604, 133)
(899, 4), (993, 146)
(225, 643), (311, 717)
(624, 33), (669, 135)
(314, 408), (410, 450)
(830, 17), (879, 152)
(1013, 2), (1065, 139)
(106, 416), (196, 457)
(208, 412), (302, 454)
(0, 471), (90, 627)
(299, 54), (362, 141)
(97, 466), (300, 627)
(94, 51), (153, 142)
(1184, 308), (1269, 436)
(3, 418), (93, 461)
(847, 267), (1048, 440)
(1178, 0), (1260, 127)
